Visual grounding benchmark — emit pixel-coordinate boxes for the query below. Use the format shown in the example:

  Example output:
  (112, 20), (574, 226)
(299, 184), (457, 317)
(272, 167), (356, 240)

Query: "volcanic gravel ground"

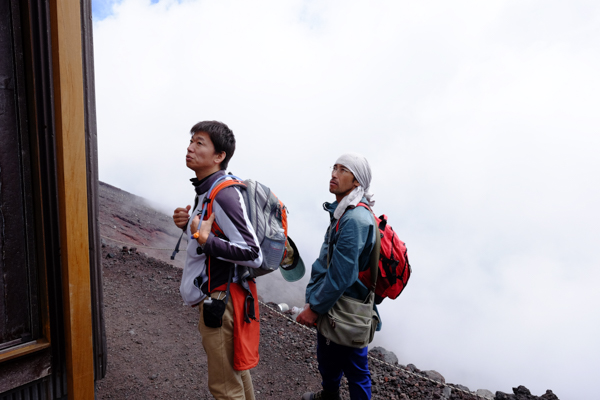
(97, 246), (558, 400)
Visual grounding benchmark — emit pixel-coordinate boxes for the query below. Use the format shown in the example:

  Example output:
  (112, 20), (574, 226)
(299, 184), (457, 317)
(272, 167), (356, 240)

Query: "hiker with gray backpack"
(172, 120), (304, 400)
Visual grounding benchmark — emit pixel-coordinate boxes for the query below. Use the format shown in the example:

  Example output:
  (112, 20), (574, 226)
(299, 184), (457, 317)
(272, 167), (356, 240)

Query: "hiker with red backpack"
(297, 153), (380, 400)
(172, 121), (263, 400)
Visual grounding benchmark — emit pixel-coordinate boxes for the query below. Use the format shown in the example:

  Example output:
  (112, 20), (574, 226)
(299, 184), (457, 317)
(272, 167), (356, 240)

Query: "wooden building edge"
(1, 1), (106, 399)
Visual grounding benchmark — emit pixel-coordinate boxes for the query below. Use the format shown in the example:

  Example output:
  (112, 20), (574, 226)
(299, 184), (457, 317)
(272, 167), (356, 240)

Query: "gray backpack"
(173, 174), (288, 277)
(237, 178), (288, 277)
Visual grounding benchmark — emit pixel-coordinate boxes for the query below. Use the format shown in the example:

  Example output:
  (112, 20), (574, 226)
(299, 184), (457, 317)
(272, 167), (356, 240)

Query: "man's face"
(186, 131), (223, 173)
(329, 164), (359, 200)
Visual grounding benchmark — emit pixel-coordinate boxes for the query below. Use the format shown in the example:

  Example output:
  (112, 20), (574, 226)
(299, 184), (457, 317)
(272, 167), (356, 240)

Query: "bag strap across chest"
(328, 205), (381, 292)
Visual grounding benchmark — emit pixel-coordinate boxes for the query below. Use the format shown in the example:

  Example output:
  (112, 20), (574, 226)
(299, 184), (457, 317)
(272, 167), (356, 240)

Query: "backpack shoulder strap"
(203, 177), (246, 237)
(205, 178), (245, 214)
(366, 213), (381, 291)
(171, 177), (244, 259)
(329, 202), (380, 291)
(335, 202), (371, 232)
(337, 202), (380, 290)
(356, 202), (381, 291)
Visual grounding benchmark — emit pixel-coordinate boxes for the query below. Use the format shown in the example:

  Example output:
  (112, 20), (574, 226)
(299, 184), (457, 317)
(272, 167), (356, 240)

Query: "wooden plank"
(80, 0), (108, 379)
(0, 339), (50, 364)
(48, 1), (95, 399)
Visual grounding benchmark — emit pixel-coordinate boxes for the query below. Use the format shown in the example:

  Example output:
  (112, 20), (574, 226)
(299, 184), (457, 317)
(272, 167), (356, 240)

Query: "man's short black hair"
(190, 121), (236, 170)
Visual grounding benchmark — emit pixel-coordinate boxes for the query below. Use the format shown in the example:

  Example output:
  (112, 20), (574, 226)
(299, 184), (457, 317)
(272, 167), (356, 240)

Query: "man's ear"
(353, 179), (360, 188)
(214, 151), (226, 164)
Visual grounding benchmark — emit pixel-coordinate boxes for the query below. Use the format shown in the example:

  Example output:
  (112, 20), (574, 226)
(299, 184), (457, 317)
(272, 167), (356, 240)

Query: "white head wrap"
(333, 153), (375, 220)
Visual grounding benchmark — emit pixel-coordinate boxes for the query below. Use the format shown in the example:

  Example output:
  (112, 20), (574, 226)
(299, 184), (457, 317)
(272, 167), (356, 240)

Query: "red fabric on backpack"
(337, 203), (411, 302)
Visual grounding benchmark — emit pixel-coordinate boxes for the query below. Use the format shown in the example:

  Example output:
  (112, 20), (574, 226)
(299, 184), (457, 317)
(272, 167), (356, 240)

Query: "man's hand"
(296, 303), (318, 327)
(173, 205), (191, 229)
(190, 213), (216, 245)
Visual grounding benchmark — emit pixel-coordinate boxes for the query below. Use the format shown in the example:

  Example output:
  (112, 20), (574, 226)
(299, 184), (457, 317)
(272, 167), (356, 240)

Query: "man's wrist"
(192, 230), (209, 247)
(197, 235), (208, 247)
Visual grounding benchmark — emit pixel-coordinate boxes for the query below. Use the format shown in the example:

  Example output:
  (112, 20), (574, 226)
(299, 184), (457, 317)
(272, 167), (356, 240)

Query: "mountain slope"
(96, 182), (560, 400)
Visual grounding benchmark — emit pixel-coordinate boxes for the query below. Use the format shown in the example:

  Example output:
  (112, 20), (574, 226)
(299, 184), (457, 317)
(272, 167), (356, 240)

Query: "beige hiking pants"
(198, 291), (255, 400)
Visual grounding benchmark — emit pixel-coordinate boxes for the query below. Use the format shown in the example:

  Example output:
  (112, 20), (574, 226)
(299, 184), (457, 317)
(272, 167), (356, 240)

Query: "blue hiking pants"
(316, 331), (372, 400)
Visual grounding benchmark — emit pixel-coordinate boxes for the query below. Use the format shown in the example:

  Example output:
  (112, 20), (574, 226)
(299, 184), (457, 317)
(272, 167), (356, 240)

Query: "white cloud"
(93, 1), (600, 398)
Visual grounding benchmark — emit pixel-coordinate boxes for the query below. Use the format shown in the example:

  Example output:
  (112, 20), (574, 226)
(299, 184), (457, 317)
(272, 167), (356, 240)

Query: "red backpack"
(338, 203), (411, 303)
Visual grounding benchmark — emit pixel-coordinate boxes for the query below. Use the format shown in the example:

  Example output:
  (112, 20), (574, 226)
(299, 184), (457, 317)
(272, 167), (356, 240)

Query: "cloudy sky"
(92, 1), (600, 398)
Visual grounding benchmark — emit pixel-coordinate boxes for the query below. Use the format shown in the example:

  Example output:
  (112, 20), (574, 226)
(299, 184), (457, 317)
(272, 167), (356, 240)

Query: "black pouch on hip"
(202, 297), (226, 328)
(202, 266), (233, 328)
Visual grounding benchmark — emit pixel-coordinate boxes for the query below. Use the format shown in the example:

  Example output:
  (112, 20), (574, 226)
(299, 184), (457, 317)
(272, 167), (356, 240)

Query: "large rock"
(476, 388), (494, 399)
(369, 346), (398, 365)
(423, 370), (445, 384)
(514, 386), (532, 396)
(496, 392), (516, 400)
(495, 386), (560, 400)
(452, 383), (470, 392)
(540, 390), (560, 400)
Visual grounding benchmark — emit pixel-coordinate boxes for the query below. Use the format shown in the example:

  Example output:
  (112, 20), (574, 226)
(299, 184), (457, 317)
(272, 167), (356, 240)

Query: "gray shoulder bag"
(316, 216), (381, 348)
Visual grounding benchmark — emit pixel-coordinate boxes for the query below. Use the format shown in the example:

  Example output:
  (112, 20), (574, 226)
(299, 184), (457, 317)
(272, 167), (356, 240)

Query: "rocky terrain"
(96, 182), (561, 400)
